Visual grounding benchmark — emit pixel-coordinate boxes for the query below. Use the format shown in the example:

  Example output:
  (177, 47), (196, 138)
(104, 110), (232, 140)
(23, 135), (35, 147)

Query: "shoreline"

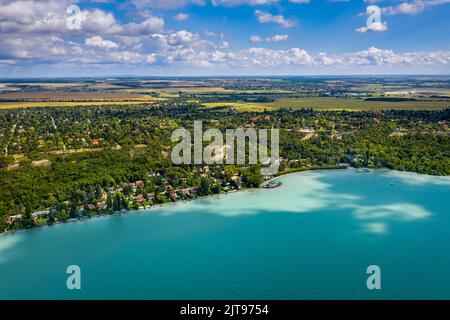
(1, 167), (339, 237)
(1, 166), (447, 237)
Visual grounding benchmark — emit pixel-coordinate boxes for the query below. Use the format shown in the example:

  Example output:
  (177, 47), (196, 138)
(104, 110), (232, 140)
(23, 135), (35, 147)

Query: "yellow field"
(0, 99), (165, 109)
(0, 91), (161, 101)
(1, 82), (85, 88)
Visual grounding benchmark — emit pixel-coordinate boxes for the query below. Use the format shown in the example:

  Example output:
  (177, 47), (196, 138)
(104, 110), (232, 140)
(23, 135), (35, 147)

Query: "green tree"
(106, 193), (113, 211)
(199, 178), (210, 196)
(55, 209), (69, 222)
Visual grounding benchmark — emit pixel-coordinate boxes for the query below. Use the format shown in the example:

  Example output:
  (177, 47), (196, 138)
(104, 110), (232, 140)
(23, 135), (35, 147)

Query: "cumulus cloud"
(0, 0), (67, 33)
(382, 0), (450, 15)
(212, 0), (280, 6)
(255, 10), (296, 28)
(79, 9), (121, 35)
(219, 41), (230, 49)
(146, 53), (157, 63)
(250, 34), (289, 42)
(120, 16), (164, 35)
(131, 0), (206, 10)
(85, 36), (119, 49)
(356, 21), (388, 32)
(173, 13), (190, 21)
(0, 0), (162, 36)
(0, 0), (449, 73)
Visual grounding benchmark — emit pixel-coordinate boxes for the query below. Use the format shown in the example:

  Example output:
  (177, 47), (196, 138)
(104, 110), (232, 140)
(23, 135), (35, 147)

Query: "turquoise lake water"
(1, 169), (450, 299)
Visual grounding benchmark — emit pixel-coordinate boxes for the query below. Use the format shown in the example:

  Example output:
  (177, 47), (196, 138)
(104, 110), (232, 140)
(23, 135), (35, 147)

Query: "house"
(169, 191), (177, 200)
(134, 180), (145, 187)
(7, 214), (22, 224)
(135, 195), (145, 203)
(181, 188), (190, 195)
(298, 128), (317, 141)
(230, 174), (239, 181)
(32, 210), (50, 219)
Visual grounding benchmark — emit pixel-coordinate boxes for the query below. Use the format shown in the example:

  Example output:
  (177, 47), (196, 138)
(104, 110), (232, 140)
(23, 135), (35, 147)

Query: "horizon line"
(1, 74), (450, 80)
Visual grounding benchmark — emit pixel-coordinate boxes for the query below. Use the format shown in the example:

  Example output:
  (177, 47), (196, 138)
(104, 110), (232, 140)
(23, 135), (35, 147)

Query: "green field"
(202, 97), (450, 111)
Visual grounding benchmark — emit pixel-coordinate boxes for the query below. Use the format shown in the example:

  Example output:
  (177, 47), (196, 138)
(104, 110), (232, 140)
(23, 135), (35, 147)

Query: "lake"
(1, 169), (450, 299)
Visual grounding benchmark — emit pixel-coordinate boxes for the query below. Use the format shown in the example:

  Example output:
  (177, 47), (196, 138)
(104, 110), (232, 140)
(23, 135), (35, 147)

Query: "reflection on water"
(0, 169), (449, 299)
(165, 170), (436, 235)
(0, 235), (22, 264)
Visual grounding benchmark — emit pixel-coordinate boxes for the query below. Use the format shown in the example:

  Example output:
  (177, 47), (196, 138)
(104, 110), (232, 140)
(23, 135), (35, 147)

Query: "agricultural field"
(1, 76), (449, 111)
(202, 97), (450, 111)
(0, 91), (158, 102)
(0, 100), (163, 109)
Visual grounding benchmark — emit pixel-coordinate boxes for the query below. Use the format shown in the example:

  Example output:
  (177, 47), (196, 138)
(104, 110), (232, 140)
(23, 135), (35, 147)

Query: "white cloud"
(167, 30), (199, 46)
(146, 53), (157, 63)
(173, 13), (190, 21)
(204, 30), (216, 37)
(85, 36), (119, 49)
(317, 52), (336, 65)
(219, 41), (230, 49)
(109, 50), (143, 62)
(0, 0), (67, 33)
(255, 10), (296, 28)
(212, 0), (280, 6)
(78, 9), (121, 35)
(0, 1), (448, 73)
(131, 0), (206, 10)
(289, 0), (311, 3)
(250, 34), (288, 42)
(382, 0), (450, 16)
(0, 59), (15, 66)
(0, 0), (163, 36)
(120, 16), (164, 35)
(356, 21), (388, 32)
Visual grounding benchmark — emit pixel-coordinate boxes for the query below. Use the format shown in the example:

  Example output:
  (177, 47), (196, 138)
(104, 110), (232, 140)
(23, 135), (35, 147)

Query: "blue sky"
(0, 0), (449, 77)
